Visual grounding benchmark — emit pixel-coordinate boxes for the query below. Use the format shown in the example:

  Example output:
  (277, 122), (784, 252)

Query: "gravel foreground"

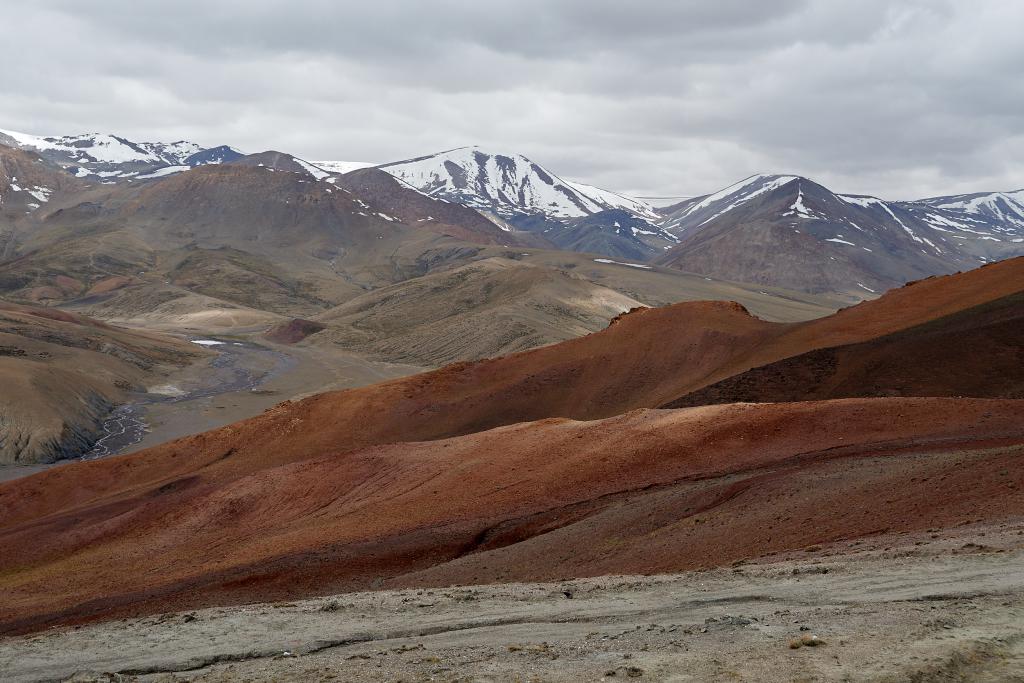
(3, 524), (1023, 683)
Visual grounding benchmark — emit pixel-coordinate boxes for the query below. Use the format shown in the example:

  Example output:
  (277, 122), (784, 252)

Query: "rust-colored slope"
(3, 259), (1022, 527)
(664, 290), (1024, 407)
(0, 299), (773, 527)
(1, 398), (1021, 633)
(697, 257), (1024, 392)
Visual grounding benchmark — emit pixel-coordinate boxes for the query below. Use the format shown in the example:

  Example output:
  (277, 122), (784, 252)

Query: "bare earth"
(3, 523), (1022, 683)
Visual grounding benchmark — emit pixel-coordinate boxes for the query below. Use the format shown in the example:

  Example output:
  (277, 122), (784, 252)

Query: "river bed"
(81, 340), (296, 460)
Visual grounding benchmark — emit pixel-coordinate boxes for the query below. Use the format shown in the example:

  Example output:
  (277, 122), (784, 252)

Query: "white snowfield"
(562, 179), (661, 220)
(783, 185), (818, 219)
(593, 258), (652, 269)
(294, 158), (332, 180)
(0, 128), (201, 165)
(137, 165), (190, 179)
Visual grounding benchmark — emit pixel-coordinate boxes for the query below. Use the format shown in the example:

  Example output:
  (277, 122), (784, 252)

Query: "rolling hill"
(0, 258), (1020, 633)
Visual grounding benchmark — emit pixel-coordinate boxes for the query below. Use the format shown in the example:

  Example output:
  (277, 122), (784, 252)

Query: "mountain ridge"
(655, 174), (1024, 295)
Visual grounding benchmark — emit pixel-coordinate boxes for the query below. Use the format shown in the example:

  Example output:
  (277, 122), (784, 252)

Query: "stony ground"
(3, 523), (1023, 682)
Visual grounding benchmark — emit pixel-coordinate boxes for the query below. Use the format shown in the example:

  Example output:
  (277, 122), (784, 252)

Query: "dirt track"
(3, 524), (1022, 682)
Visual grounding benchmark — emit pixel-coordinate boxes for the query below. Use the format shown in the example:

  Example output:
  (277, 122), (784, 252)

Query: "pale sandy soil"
(3, 523), (1022, 682)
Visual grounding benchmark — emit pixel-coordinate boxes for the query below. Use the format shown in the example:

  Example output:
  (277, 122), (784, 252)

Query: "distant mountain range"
(2, 125), (1022, 297)
(654, 174), (1024, 294)
(0, 128), (243, 179)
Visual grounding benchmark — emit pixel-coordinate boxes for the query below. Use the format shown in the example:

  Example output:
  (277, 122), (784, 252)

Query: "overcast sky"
(2, 0), (1022, 200)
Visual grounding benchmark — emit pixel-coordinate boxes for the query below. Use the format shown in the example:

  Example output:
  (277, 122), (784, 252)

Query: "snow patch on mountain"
(562, 180), (660, 220)
(783, 185), (817, 219)
(137, 165), (190, 179)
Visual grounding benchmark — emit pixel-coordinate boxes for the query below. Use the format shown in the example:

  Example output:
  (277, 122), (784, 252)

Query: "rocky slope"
(0, 145), (88, 231)
(664, 289), (1024, 407)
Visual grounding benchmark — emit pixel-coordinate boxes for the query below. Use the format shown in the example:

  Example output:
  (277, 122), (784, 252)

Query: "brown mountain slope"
(310, 257), (643, 365)
(664, 290), (1024, 407)
(0, 161), (524, 312)
(0, 398), (1021, 633)
(226, 150), (317, 175)
(0, 299), (201, 464)
(298, 252), (842, 367)
(0, 145), (86, 223)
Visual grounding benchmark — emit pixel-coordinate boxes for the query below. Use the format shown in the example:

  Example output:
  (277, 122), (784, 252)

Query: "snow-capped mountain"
(659, 175), (801, 236)
(0, 128), (242, 179)
(655, 174), (1024, 296)
(378, 147), (659, 226)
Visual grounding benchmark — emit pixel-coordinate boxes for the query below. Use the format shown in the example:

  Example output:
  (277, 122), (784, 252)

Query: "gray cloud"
(2, 0), (1022, 199)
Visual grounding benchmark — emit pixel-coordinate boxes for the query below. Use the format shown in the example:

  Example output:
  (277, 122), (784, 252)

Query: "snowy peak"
(917, 190), (1024, 232)
(660, 174), (800, 234)
(379, 146), (657, 223)
(0, 127), (242, 179)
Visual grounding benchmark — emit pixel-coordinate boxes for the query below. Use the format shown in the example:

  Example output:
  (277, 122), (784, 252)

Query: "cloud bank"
(2, 0), (1022, 199)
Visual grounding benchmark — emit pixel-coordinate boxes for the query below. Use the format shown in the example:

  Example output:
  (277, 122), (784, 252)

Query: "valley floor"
(125, 341), (422, 456)
(4, 522), (1022, 682)
(0, 339), (421, 484)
